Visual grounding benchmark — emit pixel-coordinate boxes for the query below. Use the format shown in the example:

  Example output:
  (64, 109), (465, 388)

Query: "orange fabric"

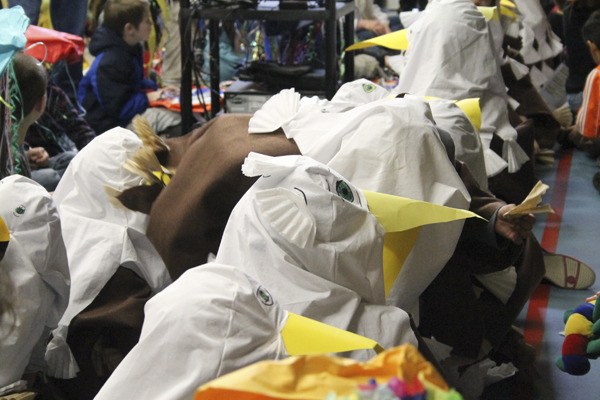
(24, 25), (84, 64)
(576, 65), (600, 139)
(195, 345), (449, 400)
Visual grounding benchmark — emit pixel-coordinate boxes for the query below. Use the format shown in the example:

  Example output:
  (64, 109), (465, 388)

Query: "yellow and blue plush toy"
(556, 296), (600, 375)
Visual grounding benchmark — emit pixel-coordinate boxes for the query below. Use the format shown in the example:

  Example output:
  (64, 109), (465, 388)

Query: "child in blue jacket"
(79, 0), (180, 135)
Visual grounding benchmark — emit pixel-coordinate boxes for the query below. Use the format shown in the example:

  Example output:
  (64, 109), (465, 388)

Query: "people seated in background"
(201, 21), (245, 83)
(24, 79), (96, 191)
(78, 0), (180, 136)
(7, 0), (88, 105)
(4, 51), (48, 180)
(567, 10), (600, 160)
(562, 0), (600, 115)
(355, 0), (402, 71)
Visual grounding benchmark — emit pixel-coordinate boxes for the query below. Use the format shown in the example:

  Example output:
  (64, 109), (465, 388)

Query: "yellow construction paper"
(0, 216), (9, 243)
(416, 96), (482, 133)
(478, 6), (500, 21)
(281, 312), (383, 356)
(504, 180), (555, 217)
(151, 168), (172, 186)
(345, 29), (409, 52)
(499, 0), (516, 9)
(363, 190), (482, 233)
(455, 98), (482, 132)
(195, 344), (453, 400)
(383, 228), (420, 296)
(364, 190), (483, 295)
(499, 5), (517, 20)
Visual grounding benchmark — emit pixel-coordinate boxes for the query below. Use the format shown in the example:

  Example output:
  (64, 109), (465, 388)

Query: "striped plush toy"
(556, 296), (600, 375)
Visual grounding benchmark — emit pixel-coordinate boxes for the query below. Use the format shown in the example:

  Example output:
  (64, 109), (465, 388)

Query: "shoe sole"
(543, 253), (596, 290)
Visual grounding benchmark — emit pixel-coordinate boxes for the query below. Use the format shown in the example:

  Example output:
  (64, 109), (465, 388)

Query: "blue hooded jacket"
(78, 26), (157, 134)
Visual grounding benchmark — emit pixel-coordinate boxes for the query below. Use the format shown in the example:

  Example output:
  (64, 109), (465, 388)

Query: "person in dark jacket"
(78, 0), (180, 135)
(25, 80), (97, 191)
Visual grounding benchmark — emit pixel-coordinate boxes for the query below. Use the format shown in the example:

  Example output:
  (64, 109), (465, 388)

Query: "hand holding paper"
(497, 181), (554, 245)
(497, 204), (535, 245)
(504, 181), (555, 217)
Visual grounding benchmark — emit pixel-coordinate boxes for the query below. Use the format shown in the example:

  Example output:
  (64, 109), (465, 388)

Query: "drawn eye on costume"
(335, 180), (354, 203)
(13, 205), (25, 217)
(362, 83), (376, 93)
(256, 286), (274, 306)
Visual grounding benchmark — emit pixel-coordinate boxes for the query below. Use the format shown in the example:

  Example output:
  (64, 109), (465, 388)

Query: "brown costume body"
(420, 161), (545, 358)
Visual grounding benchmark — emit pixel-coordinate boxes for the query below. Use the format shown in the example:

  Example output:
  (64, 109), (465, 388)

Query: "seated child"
(572, 10), (600, 159)
(24, 80), (97, 191)
(78, 0), (180, 136)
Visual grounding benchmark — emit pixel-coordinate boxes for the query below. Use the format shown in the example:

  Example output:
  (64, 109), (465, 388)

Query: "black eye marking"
(336, 180), (354, 202)
(256, 286), (273, 306)
(293, 187), (308, 204)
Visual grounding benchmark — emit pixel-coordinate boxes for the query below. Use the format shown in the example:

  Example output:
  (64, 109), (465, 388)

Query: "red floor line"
(524, 149), (573, 349)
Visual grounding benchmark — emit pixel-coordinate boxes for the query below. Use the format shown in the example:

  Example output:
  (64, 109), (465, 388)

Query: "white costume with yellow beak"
(395, 0), (528, 177)
(216, 153), (418, 354)
(94, 153), (478, 400)
(45, 128), (172, 379)
(0, 176), (69, 393)
(249, 84), (471, 316)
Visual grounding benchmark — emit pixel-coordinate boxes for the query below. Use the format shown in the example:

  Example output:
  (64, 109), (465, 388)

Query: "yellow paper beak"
(346, 29), (409, 52)
(0, 216), (9, 261)
(0, 216), (8, 243)
(455, 98), (482, 132)
(413, 96), (482, 133)
(281, 312), (384, 356)
(363, 190), (483, 296)
(478, 6), (500, 21)
(499, 5), (517, 20)
(151, 167), (173, 186)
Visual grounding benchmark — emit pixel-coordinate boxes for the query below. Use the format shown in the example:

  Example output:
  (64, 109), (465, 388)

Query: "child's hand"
(147, 87), (180, 102)
(147, 90), (162, 102)
(26, 147), (50, 168)
(496, 204), (535, 245)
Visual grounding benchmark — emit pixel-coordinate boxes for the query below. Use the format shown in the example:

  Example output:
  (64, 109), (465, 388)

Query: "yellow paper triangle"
(455, 98), (482, 132)
(346, 29), (409, 52)
(383, 228), (420, 296)
(281, 312), (384, 356)
(478, 6), (499, 21)
(0, 216), (9, 243)
(499, 5), (517, 20)
(363, 190), (483, 233)
(364, 190), (483, 296)
(420, 96), (481, 132)
(151, 168), (172, 186)
(499, 0), (516, 9)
